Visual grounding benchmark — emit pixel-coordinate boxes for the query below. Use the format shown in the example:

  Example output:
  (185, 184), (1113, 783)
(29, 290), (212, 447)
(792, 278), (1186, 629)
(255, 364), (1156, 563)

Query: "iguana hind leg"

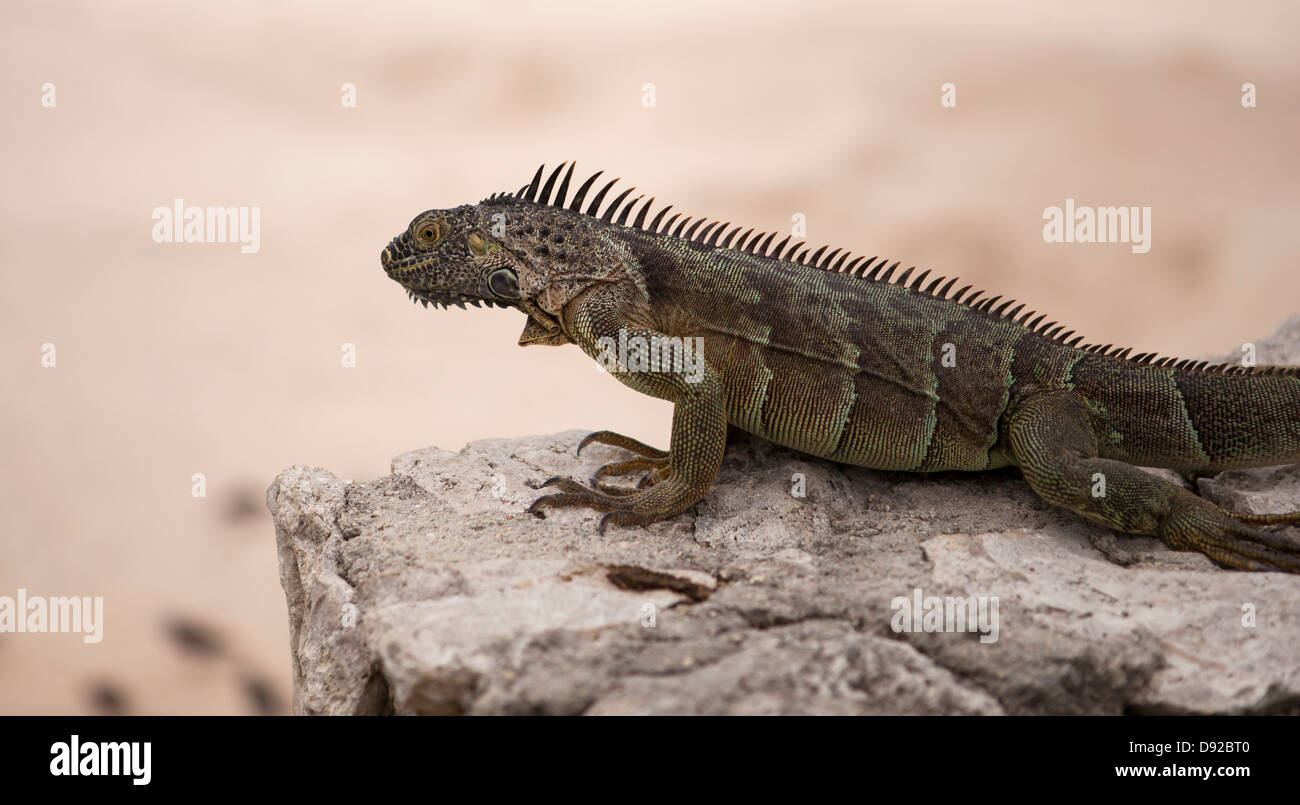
(1008, 391), (1300, 573)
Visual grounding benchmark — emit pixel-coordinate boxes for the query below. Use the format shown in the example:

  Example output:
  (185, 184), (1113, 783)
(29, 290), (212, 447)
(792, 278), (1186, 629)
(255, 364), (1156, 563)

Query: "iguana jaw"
(399, 286), (512, 310)
(382, 237), (515, 310)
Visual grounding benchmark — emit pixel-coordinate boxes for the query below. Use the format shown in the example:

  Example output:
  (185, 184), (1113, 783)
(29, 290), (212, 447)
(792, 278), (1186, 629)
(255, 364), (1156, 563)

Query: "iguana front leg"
(527, 292), (727, 533)
(1008, 391), (1300, 571)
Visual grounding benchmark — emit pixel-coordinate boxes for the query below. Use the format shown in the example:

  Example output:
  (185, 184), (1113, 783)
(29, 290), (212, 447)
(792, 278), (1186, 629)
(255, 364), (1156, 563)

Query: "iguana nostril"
(381, 236), (410, 271)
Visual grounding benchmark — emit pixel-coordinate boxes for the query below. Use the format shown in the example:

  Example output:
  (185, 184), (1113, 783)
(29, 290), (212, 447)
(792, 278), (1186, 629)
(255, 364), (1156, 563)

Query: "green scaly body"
(633, 230), (1300, 472)
(382, 162), (1300, 572)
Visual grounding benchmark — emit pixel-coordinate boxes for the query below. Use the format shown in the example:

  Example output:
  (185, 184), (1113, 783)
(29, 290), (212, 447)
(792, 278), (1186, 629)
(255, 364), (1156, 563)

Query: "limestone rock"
(268, 316), (1300, 714)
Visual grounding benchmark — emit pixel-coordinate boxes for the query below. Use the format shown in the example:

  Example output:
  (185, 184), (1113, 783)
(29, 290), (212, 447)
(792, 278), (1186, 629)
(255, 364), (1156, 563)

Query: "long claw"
(1167, 511), (1300, 572)
(527, 490), (613, 517)
(593, 457), (668, 479)
(577, 430), (668, 459)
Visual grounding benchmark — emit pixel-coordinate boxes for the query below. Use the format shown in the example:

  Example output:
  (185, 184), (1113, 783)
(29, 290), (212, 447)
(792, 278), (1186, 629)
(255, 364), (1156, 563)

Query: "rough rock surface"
(268, 317), (1300, 715)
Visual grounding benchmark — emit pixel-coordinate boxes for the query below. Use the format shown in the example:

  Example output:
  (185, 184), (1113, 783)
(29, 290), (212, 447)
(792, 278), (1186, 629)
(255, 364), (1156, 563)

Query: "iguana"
(381, 162), (1300, 572)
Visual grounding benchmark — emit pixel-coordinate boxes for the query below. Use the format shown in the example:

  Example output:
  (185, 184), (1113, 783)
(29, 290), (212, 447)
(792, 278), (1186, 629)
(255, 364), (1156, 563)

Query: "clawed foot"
(1165, 499), (1300, 572)
(526, 476), (672, 534)
(576, 429), (670, 495)
(526, 431), (698, 534)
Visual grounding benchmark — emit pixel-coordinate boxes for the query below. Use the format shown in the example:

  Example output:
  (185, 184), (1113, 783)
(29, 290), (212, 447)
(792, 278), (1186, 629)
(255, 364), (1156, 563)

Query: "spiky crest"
(482, 163), (1300, 377)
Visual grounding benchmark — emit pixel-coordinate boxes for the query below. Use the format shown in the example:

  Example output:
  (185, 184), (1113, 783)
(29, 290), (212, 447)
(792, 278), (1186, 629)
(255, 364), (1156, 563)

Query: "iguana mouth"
(382, 242), (511, 309)
(380, 248), (429, 278)
(402, 287), (510, 310)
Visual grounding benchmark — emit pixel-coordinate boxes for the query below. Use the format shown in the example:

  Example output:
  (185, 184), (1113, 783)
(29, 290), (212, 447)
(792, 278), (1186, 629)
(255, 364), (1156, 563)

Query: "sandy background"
(1, 0), (1298, 714)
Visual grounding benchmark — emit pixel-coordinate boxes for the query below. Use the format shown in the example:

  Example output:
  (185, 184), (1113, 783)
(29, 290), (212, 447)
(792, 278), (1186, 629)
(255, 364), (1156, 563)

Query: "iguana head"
(381, 201), (590, 346)
(381, 204), (525, 311)
(383, 166), (648, 347)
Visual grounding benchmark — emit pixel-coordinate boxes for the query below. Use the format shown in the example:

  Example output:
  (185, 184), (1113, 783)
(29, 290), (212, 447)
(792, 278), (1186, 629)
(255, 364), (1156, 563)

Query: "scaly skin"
(381, 162), (1300, 572)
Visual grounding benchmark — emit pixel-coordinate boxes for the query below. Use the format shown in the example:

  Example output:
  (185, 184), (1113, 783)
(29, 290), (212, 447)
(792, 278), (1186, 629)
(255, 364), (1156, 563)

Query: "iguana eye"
(412, 219), (445, 248)
(467, 231), (488, 256)
(488, 268), (519, 298)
